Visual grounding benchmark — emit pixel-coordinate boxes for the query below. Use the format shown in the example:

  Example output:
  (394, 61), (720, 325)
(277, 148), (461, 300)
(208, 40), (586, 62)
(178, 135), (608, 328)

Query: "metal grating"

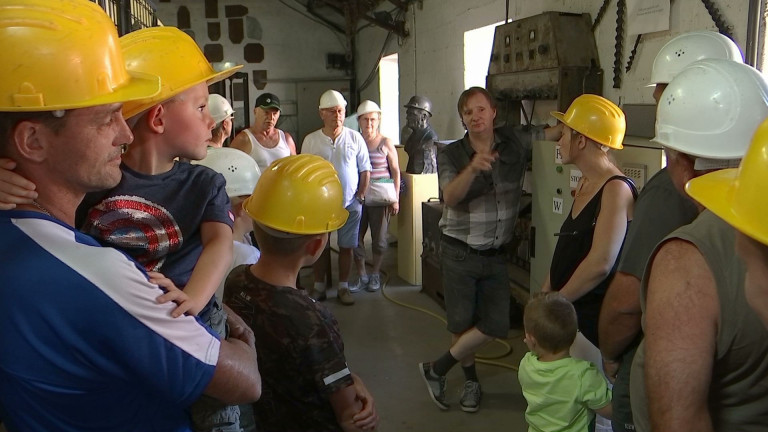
(92, 0), (161, 35)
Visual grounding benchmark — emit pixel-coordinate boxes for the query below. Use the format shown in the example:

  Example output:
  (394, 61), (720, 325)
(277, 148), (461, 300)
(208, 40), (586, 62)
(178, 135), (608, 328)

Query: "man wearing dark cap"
(231, 92), (297, 173)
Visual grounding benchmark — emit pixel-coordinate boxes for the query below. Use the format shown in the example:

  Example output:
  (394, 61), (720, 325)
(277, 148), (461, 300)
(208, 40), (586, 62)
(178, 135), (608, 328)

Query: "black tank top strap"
(592, 175), (638, 224)
(604, 175), (638, 199)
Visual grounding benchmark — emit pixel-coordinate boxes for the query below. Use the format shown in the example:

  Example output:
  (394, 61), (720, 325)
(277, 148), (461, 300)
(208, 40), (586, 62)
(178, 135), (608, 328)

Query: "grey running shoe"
(337, 288), (355, 305)
(366, 273), (381, 292)
(349, 276), (368, 293)
(419, 362), (448, 410)
(459, 380), (482, 413)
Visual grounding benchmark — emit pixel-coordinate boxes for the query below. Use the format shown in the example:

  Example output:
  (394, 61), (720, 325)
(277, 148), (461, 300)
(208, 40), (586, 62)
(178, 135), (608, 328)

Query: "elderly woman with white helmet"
(208, 93), (235, 148)
(351, 100), (400, 293)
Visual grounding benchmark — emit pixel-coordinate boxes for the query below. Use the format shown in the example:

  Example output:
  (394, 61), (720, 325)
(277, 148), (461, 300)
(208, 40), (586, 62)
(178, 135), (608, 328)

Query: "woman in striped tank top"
(351, 100), (401, 293)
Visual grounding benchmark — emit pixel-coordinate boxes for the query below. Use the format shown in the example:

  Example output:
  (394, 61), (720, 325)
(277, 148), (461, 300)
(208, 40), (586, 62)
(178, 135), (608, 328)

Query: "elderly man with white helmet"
(208, 94), (235, 148)
(598, 31), (744, 432)
(301, 90), (371, 306)
(629, 59), (768, 432)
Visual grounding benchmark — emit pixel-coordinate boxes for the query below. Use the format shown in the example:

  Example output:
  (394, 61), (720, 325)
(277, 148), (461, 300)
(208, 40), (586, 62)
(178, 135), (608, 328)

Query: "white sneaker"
(349, 276), (368, 293)
(366, 273), (381, 292)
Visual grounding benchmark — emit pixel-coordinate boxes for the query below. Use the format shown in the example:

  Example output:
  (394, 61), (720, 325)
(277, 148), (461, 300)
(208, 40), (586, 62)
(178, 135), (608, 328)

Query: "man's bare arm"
(599, 271), (642, 362)
(203, 305), (261, 404)
(230, 131), (253, 155)
(284, 131), (298, 155)
(645, 239), (718, 432)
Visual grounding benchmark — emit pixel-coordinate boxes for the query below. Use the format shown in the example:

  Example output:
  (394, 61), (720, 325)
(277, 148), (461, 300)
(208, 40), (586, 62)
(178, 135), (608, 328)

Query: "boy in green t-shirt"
(518, 292), (612, 432)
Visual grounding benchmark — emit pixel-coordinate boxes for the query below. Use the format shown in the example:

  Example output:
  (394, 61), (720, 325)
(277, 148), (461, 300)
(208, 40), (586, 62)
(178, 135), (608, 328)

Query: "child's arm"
(594, 401), (613, 420)
(583, 361), (613, 421)
(160, 221), (233, 317)
(350, 373), (378, 430)
(0, 158), (37, 209)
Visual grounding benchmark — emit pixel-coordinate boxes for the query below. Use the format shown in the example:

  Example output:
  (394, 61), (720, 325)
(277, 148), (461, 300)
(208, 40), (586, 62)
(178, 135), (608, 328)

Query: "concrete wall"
(356, 0), (750, 139)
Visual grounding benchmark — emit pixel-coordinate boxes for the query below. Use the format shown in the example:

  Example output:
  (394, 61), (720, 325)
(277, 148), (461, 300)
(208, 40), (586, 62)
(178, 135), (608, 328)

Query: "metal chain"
(592, 0), (612, 31)
(613, 0), (626, 88)
(700, 0), (734, 39)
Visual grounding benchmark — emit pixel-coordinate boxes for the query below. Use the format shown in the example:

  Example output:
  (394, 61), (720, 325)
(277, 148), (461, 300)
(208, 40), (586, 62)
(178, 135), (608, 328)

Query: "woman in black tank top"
(542, 124), (637, 348)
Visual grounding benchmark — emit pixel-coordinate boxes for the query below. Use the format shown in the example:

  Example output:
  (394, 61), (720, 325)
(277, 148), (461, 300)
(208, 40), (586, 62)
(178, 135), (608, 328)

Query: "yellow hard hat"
(686, 117), (768, 246)
(551, 94), (626, 149)
(0, 0), (160, 111)
(243, 154), (349, 235)
(121, 27), (243, 119)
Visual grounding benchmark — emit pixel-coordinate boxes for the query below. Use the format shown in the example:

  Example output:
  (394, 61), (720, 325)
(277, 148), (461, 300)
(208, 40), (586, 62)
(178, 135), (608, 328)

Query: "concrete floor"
(301, 239), (530, 432)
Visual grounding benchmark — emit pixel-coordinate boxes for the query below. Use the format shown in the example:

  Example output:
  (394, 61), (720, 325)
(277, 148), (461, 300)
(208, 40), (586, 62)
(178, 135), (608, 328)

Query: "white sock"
(338, 282), (349, 290)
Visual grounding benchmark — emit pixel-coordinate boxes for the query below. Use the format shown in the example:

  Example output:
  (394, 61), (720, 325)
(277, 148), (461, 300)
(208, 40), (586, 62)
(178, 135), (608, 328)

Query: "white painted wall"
(356, 0), (750, 140)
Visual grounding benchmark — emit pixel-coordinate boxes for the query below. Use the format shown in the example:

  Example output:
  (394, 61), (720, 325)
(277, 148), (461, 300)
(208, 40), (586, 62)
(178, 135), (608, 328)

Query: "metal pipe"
(745, 0), (763, 67)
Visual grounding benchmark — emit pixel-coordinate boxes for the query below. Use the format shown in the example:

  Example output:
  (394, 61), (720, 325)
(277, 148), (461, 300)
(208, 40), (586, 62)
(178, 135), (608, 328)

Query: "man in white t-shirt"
(301, 90), (371, 306)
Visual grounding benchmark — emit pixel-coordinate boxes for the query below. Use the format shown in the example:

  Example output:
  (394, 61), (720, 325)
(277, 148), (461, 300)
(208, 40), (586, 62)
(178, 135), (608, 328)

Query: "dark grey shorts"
(440, 237), (510, 339)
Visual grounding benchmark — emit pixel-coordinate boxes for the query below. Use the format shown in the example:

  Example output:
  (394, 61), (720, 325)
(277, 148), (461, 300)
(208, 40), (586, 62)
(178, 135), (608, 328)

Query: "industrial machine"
(487, 12), (603, 126)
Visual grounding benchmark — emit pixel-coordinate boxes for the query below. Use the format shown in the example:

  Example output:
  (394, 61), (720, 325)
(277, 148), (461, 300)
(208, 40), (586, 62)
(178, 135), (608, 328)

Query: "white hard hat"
(356, 100), (381, 116)
(192, 147), (260, 197)
(650, 31), (743, 85)
(652, 59), (768, 160)
(208, 94), (235, 124)
(319, 90), (347, 109)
